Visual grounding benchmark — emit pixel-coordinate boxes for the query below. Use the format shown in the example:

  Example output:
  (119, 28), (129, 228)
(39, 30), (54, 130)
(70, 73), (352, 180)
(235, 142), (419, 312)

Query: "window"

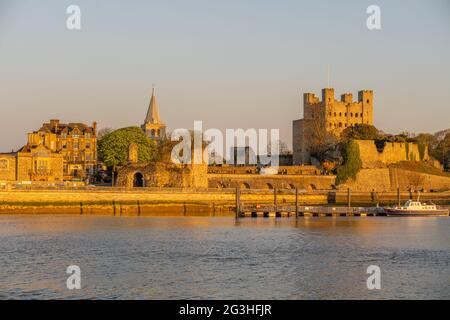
(73, 141), (79, 149)
(350, 113), (354, 117)
(355, 113), (359, 118)
(339, 122), (342, 128)
(333, 112), (336, 117)
(366, 99), (370, 104)
(0, 159), (8, 170)
(86, 142), (91, 149)
(339, 112), (342, 117)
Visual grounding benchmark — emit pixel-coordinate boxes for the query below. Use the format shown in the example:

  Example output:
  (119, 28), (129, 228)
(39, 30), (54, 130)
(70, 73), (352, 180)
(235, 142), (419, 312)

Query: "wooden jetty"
(235, 187), (386, 217)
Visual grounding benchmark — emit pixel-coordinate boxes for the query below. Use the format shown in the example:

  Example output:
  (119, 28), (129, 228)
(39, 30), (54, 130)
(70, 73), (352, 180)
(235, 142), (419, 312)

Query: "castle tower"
(142, 87), (166, 141)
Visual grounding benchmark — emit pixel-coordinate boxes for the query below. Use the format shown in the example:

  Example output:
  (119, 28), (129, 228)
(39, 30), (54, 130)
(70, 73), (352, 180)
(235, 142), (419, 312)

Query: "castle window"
(339, 112), (342, 117)
(329, 123), (332, 128)
(339, 122), (342, 128)
(334, 112), (336, 117)
(366, 99), (370, 104)
(157, 129), (160, 136)
(0, 159), (8, 170)
(329, 112), (331, 117)
(345, 123), (348, 127)
(345, 112), (347, 116)
(355, 113), (358, 118)
(151, 129), (155, 137)
(86, 142), (90, 149)
(360, 113), (363, 117)
(350, 113), (354, 117)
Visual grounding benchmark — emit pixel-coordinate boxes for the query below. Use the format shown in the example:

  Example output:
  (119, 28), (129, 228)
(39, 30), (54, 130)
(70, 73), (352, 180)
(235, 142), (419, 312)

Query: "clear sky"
(0, 0), (449, 151)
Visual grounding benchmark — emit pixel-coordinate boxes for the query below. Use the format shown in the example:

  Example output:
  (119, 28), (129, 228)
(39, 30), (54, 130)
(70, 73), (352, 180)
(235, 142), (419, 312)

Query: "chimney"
(49, 119), (60, 131)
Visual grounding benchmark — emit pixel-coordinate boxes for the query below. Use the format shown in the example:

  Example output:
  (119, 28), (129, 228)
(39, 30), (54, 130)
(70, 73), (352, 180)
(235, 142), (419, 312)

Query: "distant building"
(32, 119), (98, 182)
(0, 138), (63, 183)
(293, 88), (374, 164)
(142, 88), (166, 141)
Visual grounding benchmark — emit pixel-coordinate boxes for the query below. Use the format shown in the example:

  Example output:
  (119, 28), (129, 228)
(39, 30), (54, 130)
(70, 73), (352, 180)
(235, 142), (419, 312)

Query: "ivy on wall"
(336, 140), (363, 185)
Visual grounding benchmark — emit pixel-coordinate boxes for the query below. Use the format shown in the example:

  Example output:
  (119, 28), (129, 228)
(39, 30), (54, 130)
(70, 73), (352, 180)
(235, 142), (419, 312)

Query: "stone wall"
(208, 173), (335, 190)
(355, 140), (429, 168)
(341, 168), (450, 192)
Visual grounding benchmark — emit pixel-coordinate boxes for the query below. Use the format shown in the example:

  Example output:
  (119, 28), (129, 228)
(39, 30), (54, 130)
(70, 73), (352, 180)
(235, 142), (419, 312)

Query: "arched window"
(265, 183), (274, 190)
(0, 159), (8, 170)
(241, 182), (251, 189)
(355, 113), (359, 118)
(339, 112), (342, 117)
(339, 122), (342, 128)
(350, 113), (354, 117)
(151, 129), (155, 137)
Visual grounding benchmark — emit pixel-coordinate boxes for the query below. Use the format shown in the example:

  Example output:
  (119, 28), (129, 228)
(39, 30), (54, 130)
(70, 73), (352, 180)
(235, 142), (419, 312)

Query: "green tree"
(336, 140), (363, 185)
(98, 127), (156, 167)
(341, 124), (381, 141)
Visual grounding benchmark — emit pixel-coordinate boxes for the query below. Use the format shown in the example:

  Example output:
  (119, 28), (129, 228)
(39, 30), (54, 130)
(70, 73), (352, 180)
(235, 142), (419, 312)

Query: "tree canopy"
(98, 127), (156, 167)
(341, 124), (381, 141)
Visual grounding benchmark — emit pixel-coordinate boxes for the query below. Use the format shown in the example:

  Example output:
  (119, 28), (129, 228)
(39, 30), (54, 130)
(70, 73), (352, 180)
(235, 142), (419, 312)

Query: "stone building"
(33, 119), (98, 182)
(142, 88), (166, 141)
(293, 88), (374, 164)
(115, 143), (208, 188)
(0, 139), (63, 183)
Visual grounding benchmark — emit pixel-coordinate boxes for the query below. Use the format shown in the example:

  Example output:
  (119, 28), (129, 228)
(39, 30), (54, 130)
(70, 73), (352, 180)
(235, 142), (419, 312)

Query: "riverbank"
(0, 188), (449, 215)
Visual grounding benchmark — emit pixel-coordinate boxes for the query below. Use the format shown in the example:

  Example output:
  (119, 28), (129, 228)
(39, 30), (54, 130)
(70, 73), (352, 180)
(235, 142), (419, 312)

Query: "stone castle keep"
(293, 88), (374, 164)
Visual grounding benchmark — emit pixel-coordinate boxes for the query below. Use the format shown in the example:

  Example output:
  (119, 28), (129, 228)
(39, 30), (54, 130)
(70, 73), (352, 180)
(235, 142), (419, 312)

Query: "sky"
(0, 0), (449, 151)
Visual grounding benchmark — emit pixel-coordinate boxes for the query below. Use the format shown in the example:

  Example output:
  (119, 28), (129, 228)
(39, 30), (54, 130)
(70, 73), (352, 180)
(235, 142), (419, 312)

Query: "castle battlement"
(294, 88), (375, 164)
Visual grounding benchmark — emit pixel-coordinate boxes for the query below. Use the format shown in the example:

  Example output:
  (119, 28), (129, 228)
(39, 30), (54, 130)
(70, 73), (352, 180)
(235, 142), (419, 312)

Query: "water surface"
(0, 215), (449, 299)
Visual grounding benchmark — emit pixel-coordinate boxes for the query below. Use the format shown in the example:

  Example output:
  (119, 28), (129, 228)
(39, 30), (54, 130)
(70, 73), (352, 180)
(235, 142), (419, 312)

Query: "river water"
(0, 215), (449, 299)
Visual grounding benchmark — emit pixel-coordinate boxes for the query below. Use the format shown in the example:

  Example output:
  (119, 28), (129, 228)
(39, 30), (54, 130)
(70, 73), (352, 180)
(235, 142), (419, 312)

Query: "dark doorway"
(133, 173), (144, 188)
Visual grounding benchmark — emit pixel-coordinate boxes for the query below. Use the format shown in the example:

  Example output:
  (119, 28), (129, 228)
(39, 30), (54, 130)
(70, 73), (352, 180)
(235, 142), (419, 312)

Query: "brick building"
(33, 119), (98, 182)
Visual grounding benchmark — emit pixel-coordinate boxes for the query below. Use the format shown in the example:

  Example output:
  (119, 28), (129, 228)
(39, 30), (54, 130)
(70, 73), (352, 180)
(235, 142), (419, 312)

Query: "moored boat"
(385, 200), (449, 217)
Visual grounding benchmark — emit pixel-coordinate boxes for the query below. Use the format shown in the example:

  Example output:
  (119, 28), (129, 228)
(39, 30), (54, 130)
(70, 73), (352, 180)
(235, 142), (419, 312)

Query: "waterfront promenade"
(0, 187), (448, 216)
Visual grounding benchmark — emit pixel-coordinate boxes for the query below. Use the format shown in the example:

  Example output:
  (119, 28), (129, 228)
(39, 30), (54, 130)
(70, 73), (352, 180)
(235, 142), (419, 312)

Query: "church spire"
(141, 86), (166, 141)
(144, 86), (161, 124)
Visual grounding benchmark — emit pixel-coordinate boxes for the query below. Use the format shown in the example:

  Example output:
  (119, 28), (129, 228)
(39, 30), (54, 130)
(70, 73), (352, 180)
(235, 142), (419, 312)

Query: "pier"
(235, 187), (450, 217)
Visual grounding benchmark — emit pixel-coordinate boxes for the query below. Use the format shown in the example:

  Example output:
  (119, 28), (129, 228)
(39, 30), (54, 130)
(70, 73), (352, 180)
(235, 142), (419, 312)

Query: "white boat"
(385, 200), (449, 217)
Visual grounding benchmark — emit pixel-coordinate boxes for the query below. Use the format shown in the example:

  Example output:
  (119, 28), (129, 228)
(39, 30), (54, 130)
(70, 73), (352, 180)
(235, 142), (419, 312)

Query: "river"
(0, 215), (449, 299)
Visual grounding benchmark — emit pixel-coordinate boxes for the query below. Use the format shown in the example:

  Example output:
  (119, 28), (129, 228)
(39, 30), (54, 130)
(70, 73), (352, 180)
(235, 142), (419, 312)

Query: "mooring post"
(274, 187), (277, 214)
(397, 187), (401, 206)
(80, 202), (83, 215)
(137, 200), (141, 216)
(112, 200), (116, 216)
(347, 188), (351, 209)
(295, 187), (299, 219)
(235, 187), (241, 217)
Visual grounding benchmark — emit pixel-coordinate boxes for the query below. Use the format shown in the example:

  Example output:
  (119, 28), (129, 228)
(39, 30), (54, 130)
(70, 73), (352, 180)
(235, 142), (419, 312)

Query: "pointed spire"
(144, 86), (161, 124)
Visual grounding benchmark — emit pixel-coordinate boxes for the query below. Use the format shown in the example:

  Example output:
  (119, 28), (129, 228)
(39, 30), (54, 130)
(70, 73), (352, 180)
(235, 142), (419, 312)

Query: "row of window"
(329, 112), (364, 118)
(61, 133), (93, 139)
(329, 122), (369, 129)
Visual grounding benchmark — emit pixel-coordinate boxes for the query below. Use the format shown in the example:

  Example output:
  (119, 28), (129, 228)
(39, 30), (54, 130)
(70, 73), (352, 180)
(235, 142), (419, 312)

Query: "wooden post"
(80, 202), (83, 215)
(137, 200), (141, 216)
(235, 187), (241, 217)
(295, 188), (299, 219)
(347, 188), (351, 208)
(274, 187), (277, 214)
(397, 187), (401, 206)
(112, 200), (116, 216)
